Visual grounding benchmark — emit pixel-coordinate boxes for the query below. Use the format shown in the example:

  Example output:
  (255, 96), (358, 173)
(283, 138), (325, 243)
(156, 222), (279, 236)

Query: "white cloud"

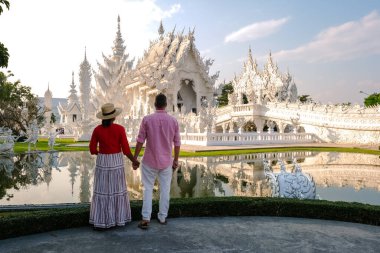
(274, 11), (380, 62)
(0, 0), (181, 97)
(199, 48), (211, 56)
(224, 17), (289, 43)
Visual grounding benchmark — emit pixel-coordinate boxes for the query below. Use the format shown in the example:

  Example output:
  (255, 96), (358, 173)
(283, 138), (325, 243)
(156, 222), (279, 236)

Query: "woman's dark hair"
(154, 93), (167, 109)
(102, 118), (115, 127)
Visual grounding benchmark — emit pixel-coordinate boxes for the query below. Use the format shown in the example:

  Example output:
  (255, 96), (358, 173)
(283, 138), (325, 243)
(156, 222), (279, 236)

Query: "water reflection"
(0, 151), (380, 205)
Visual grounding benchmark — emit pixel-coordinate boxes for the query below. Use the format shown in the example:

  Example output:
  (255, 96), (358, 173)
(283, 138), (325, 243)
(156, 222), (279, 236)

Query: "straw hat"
(96, 103), (122, 119)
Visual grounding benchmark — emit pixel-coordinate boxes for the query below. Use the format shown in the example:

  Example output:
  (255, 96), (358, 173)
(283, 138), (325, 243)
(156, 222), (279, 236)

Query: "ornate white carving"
(264, 159), (316, 199)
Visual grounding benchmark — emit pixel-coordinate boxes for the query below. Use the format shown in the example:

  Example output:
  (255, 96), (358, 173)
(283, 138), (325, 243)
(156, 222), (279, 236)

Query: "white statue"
(0, 129), (18, 153)
(48, 130), (61, 151)
(24, 120), (39, 153)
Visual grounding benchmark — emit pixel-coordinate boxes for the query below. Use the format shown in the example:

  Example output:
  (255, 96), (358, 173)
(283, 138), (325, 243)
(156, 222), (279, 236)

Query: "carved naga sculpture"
(264, 159), (316, 199)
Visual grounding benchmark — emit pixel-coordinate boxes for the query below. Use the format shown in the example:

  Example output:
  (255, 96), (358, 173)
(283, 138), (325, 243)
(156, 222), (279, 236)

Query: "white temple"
(124, 21), (218, 117)
(57, 72), (82, 124)
(231, 48), (298, 105)
(53, 16), (380, 145)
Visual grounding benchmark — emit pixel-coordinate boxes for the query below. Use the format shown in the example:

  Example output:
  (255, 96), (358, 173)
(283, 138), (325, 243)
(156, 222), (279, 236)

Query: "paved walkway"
(1, 217), (380, 253)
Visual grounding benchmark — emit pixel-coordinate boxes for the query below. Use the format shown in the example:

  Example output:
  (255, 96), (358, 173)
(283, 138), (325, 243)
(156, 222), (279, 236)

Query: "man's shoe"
(138, 220), (149, 229)
(158, 219), (167, 225)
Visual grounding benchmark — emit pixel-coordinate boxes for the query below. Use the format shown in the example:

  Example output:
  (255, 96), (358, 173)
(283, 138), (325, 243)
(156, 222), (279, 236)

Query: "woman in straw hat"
(89, 103), (139, 229)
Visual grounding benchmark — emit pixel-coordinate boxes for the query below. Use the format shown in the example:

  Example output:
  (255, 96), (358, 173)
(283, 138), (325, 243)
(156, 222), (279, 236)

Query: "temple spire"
(71, 72), (74, 87)
(45, 83), (52, 98)
(79, 47), (92, 119)
(113, 15), (126, 58)
(68, 71), (79, 105)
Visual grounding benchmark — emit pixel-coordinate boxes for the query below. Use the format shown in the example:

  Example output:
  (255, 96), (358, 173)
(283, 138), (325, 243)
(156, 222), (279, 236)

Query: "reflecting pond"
(0, 151), (380, 206)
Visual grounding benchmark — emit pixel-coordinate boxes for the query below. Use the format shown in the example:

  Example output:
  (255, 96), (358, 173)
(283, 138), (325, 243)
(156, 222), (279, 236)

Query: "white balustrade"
(180, 132), (317, 146)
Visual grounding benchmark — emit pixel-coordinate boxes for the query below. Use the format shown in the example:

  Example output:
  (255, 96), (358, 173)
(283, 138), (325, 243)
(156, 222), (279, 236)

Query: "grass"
(12, 140), (380, 156)
(13, 140), (88, 153)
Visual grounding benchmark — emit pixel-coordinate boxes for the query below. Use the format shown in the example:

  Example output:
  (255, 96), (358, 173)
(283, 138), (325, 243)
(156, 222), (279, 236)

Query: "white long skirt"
(89, 152), (131, 228)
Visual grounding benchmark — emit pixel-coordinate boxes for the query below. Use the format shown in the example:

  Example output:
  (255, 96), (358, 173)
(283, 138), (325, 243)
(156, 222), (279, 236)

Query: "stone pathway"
(1, 217), (380, 253)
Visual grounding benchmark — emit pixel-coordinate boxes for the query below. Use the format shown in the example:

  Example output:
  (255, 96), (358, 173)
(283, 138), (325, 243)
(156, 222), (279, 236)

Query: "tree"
(334, 102), (351, 106)
(0, 71), (44, 135)
(0, 0), (10, 68)
(50, 112), (57, 124)
(364, 93), (380, 107)
(0, 0), (9, 14)
(0, 42), (9, 68)
(298, 94), (313, 103)
(217, 82), (233, 107)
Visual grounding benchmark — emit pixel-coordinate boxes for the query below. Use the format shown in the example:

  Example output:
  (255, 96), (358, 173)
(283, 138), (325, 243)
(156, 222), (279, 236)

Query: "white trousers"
(141, 162), (173, 222)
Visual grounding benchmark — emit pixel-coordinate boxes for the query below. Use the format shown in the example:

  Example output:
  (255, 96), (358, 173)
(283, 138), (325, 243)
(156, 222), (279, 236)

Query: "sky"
(1, 0), (379, 105)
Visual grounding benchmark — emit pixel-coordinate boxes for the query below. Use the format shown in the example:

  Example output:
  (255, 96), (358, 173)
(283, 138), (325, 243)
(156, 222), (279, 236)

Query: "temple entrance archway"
(178, 79), (196, 114)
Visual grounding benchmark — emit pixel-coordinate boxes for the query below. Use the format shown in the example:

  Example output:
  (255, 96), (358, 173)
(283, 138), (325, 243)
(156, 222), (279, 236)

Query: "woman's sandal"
(138, 220), (149, 229)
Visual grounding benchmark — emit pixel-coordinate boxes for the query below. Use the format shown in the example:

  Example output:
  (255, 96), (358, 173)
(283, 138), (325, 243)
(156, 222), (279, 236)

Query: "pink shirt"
(136, 110), (181, 169)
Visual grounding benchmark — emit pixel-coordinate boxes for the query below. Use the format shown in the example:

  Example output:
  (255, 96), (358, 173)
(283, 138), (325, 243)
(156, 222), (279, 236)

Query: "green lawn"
(12, 139), (380, 156)
(14, 140), (88, 153)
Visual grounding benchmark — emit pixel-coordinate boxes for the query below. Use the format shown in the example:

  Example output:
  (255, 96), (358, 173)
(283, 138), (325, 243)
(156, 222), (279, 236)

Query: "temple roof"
(232, 48), (298, 103)
(131, 26), (218, 91)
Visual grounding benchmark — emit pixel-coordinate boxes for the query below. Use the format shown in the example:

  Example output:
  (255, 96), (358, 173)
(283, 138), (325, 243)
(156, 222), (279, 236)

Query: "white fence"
(38, 134), (78, 140)
(180, 132), (318, 146)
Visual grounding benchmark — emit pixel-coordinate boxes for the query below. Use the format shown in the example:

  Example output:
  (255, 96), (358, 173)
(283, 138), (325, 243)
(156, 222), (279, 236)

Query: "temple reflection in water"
(0, 151), (380, 205)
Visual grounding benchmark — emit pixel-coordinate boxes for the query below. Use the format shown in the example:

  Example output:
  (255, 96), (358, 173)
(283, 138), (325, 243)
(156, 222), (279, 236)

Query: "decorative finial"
(84, 46), (87, 60)
(248, 46), (253, 63)
(72, 71), (74, 84)
(188, 26), (196, 42)
(117, 15), (121, 32)
(171, 25), (176, 35)
(158, 20), (165, 38)
(267, 50), (273, 66)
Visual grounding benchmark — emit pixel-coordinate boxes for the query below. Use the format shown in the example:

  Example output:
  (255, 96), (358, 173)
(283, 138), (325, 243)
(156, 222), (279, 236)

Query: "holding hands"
(172, 159), (179, 170)
(132, 158), (140, 170)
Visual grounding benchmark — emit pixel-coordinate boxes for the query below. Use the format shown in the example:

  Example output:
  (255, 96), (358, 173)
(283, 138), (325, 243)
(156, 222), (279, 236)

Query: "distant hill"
(38, 97), (67, 119)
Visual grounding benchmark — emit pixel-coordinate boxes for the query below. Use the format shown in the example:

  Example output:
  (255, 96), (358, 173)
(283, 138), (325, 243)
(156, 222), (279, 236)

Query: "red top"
(89, 123), (132, 156)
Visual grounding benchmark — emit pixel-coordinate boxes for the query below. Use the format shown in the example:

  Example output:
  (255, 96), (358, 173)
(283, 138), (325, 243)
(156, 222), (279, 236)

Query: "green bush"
(1, 197), (379, 239)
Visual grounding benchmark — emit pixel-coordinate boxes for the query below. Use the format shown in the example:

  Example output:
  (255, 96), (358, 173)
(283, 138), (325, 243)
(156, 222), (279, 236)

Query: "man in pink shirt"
(133, 93), (181, 229)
